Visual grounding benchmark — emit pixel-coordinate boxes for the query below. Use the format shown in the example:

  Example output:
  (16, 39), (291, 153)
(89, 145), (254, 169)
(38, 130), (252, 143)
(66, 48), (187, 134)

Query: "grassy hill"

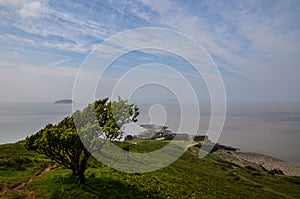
(1, 140), (300, 198)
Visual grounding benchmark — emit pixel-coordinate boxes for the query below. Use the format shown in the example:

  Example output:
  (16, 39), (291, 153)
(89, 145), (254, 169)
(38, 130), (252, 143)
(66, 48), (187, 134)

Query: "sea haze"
(220, 103), (300, 166)
(0, 103), (72, 144)
(0, 102), (299, 166)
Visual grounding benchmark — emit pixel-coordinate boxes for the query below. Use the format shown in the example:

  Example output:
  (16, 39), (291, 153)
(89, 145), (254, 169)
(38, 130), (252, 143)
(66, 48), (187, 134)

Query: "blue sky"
(0, 0), (300, 103)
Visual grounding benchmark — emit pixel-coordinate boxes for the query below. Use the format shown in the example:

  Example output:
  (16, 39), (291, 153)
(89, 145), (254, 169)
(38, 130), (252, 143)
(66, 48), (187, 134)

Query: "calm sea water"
(0, 102), (300, 166)
(220, 104), (300, 166)
(0, 103), (72, 144)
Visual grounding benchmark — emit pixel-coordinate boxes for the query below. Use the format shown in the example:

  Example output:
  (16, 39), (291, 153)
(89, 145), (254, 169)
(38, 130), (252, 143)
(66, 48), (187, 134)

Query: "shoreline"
(230, 150), (300, 177)
(213, 143), (300, 177)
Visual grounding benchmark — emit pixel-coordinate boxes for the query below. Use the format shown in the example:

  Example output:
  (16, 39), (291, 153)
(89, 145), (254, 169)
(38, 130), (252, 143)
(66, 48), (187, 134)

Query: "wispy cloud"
(139, 0), (300, 78)
(0, 0), (300, 102)
(19, 1), (44, 18)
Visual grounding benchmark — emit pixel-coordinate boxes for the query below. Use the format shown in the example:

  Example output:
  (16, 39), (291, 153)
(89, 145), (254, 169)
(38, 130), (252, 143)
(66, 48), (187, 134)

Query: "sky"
(0, 0), (300, 103)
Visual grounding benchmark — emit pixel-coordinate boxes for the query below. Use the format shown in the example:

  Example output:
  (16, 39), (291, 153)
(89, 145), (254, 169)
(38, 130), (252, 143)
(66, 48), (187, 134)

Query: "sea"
(0, 102), (300, 166)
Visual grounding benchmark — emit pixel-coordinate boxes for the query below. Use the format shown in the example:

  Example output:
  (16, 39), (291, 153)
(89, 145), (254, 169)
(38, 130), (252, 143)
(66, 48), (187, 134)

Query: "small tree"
(25, 98), (139, 184)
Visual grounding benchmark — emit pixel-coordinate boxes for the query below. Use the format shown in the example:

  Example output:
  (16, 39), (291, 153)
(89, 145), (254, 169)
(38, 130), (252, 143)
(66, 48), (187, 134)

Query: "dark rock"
(193, 135), (208, 141)
(268, 168), (284, 175)
(125, 135), (134, 140)
(211, 143), (239, 153)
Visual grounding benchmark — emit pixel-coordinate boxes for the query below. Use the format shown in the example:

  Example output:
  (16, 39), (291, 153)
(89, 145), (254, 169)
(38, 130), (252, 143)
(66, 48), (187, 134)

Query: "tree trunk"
(78, 170), (86, 184)
(72, 167), (85, 184)
(76, 150), (90, 184)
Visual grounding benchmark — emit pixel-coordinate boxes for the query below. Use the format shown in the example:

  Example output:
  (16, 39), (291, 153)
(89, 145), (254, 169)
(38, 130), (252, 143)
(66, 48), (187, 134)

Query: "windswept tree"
(25, 98), (139, 184)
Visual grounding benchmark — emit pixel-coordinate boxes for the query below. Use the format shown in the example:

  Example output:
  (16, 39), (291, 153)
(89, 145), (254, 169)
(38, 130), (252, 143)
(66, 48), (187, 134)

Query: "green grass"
(1, 140), (300, 198)
(0, 141), (53, 188)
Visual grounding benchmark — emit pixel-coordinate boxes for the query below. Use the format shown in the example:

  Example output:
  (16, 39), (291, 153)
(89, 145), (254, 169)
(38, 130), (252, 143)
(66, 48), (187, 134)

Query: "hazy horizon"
(1, 102), (300, 166)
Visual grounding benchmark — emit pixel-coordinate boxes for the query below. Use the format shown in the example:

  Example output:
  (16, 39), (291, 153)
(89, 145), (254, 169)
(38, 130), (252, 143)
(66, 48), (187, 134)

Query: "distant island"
(54, 99), (73, 104)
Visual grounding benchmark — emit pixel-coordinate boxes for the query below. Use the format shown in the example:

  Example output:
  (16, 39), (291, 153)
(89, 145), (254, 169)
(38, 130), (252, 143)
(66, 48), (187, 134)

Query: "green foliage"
(72, 98), (139, 152)
(25, 98), (139, 184)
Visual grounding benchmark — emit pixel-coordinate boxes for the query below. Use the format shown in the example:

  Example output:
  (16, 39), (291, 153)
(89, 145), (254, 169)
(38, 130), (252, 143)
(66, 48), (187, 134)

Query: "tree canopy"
(25, 98), (139, 184)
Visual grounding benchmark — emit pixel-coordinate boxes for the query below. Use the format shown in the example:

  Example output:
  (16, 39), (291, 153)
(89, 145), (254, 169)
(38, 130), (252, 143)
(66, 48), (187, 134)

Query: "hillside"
(1, 140), (300, 198)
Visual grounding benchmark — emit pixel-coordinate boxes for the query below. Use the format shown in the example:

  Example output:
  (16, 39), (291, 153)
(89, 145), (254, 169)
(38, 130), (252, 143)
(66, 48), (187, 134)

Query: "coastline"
(230, 150), (300, 177)
(213, 143), (300, 177)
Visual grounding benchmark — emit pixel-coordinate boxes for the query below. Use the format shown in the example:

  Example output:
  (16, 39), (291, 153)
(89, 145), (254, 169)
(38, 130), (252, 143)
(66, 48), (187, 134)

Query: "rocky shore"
(213, 143), (300, 177)
(231, 151), (300, 177)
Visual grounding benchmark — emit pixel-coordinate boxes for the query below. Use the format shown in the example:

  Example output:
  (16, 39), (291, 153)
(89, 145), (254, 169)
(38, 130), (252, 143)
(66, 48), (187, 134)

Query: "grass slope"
(1, 140), (300, 198)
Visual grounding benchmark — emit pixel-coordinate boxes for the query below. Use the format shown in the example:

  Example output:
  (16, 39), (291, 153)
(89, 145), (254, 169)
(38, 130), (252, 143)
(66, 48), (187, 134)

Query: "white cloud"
(41, 41), (88, 54)
(136, 0), (300, 103)
(139, 0), (300, 76)
(0, 0), (46, 18)
(1, 0), (300, 103)
(4, 34), (36, 45)
(19, 1), (43, 18)
(0, 0), (27, 7)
